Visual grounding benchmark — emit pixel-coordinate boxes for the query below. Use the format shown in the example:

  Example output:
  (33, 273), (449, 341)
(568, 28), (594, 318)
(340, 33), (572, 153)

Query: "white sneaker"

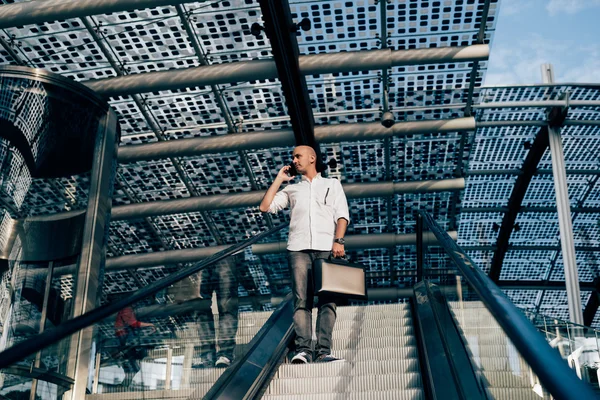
(315, 354), (344, 363)
(291, 351), (311, 364)
(215, 356), (231, 368)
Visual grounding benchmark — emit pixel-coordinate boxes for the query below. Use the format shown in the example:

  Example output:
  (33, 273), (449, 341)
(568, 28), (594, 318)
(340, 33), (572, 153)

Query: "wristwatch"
(334, 238), (345, 245)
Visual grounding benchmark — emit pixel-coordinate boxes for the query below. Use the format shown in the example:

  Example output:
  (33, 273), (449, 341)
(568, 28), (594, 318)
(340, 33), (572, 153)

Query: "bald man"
(260, 145), (350, 363)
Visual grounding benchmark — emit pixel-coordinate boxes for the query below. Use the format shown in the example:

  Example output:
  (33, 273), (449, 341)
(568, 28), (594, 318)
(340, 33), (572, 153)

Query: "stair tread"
(262, 389), (424, 400)
(277, 359), (420, 378)
(267, 373), (422, 395)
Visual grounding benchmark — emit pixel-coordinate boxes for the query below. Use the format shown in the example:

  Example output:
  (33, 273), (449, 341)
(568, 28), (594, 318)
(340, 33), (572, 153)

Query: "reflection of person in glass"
(114, 304), (155, 387)
(260, 145), (350, 364)
(194, 256), (239, 368)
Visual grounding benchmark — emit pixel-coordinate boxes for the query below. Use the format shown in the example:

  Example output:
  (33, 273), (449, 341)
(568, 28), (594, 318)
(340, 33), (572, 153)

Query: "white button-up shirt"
(268, 173), (350, 251)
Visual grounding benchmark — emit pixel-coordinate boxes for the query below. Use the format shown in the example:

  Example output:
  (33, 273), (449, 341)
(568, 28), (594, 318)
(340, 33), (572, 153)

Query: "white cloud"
(485, 35), (567, 84)
(499, 0), (528, 16)
(558, 46), (600, 82)
(485, 35), (600, 85)
(546, 0), (600, 15)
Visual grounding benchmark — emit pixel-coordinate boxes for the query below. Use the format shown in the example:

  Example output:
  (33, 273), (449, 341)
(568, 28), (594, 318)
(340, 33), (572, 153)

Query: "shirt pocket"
(316, 185), (334, 207)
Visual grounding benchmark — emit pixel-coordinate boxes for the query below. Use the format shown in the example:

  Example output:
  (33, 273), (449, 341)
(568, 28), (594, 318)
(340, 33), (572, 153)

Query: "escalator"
(0, 213), (597, 399)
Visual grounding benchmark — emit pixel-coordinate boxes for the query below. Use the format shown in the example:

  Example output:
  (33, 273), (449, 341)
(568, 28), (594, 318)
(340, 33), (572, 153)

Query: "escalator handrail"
(420, 210), (597, 400)
(203, 295), (295, 399)
(0, 222), (288, 369)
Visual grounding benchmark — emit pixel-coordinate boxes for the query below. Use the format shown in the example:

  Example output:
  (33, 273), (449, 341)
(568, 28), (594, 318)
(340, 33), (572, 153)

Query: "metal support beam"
(543, 64), (583, 325)
(175, 4), (272, 229)
(84, 45), (489, 97)
(498, 280), (595, 291)
(462, 206), (600, 213)
(450, 0), (491, 231)
(258, 0), (317, 153)
(468, 168), (600, 176)
(463, 0), (491, 117)
(104, 231), (458, 271)
(34, 178), (464, 222)
(0, 0), (199, 29)
(117, 117), (476, 162)
(108, 178), (464, 220)
(489, 127), (549, 282)
(120, 112), (598, 139)
(584, 278), (600, 326)
(378, 0), (398, 284)
(463, 245), (600, 252)
(30, 261), (55, 400)
(66, 109), (119, 400)
(416, 213), (424, 282)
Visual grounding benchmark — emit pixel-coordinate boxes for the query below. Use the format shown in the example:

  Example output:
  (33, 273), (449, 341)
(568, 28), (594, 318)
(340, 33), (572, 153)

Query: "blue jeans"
(288, 250), (338, 358)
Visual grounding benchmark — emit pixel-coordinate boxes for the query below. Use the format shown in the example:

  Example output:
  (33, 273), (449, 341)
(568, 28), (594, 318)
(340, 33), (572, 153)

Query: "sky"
(485, 0), (600, 85)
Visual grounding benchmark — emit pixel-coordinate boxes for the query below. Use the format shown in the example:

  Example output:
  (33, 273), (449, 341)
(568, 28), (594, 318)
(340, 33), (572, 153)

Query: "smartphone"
(287, 162), (298, 177)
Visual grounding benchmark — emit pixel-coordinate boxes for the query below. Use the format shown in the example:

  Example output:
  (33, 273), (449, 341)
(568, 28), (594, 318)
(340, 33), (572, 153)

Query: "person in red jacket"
(114, 305), (155, 388)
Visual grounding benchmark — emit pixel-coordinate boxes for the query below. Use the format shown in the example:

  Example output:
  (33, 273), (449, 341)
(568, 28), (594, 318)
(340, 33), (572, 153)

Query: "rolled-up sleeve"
(333, 180), (350, 224)
(268, 189), (289, 213)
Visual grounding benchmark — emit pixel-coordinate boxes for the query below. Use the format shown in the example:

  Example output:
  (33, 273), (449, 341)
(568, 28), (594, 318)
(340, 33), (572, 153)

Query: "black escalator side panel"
(203, 297), (295, 400)
(412, 281), (486, 400)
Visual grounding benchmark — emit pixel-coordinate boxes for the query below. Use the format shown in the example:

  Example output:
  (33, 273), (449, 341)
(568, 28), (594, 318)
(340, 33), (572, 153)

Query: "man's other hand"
(332, 242), (345, 258)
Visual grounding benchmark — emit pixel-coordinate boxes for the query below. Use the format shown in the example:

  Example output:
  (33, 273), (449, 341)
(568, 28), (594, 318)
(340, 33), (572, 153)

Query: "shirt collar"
(301, 172), (322, 182)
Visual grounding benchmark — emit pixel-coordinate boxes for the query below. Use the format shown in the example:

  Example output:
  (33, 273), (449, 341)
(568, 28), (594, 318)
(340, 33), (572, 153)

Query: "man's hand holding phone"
(276, 164), (297, 182)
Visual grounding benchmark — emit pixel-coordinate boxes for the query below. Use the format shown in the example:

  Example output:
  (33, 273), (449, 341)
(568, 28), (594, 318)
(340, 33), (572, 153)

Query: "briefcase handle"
(328, 252), (351, 263)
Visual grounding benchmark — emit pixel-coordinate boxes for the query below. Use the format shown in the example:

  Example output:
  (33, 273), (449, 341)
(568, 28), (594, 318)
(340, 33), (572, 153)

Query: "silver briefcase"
(313, 257), (367, 301)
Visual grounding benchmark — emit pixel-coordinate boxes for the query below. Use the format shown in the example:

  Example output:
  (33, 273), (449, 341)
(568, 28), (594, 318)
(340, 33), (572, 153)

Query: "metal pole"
(116, 117), (476, 162)
(29, 261), (54, 400)
(542, 63), (584, 325)
(104, 231), (458, 270)
(416, 214), (424, 282)
(165, 346), (173, 390)
(180, 344), (194, 388)
(85, 45), (488, 97)
(475, 100), (600, 109)
(0, 0), (200, 29)
(42, 178), (464, 221)
(65, 108), (119, 399)
(92, 351), (101, 394)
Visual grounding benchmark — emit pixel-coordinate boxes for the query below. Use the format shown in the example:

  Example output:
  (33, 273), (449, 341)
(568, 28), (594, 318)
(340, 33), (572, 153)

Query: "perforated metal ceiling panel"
(3, 0), (600, 327)
(458, 84), (600, 322)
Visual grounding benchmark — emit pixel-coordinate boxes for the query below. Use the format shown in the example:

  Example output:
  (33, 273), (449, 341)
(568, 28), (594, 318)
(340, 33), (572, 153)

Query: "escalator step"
(233, 320), (414, 340)
(277, 359), (420, 378)
(262, 388), (425, 400)
(266, 373), (422, 395)
(87, 387), (204, 399)
(325, 346), (419, 362)
(480, 371), (537, 388)
(486, 387), (543, 400)
(235, 303), (411, 322)
(472, 356), (528, 371)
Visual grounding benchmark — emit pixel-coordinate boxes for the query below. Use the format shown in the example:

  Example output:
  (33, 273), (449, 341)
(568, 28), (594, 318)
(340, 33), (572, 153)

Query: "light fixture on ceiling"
(250, 22), (265, 39)
(381, 89), (395, 128)
(291, 18), (311, 33)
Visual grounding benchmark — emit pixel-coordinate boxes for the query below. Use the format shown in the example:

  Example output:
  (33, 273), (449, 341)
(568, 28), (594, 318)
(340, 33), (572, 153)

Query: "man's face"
(292, 147), (314, 175)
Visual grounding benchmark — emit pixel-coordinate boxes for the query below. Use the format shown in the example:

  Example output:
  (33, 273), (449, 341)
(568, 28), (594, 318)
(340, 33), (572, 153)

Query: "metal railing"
(418, 210), (598, 400)
(0, 222), (288, 369)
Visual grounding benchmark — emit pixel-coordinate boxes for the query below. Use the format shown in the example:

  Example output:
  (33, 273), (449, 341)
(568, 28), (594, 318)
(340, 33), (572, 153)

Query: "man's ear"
(309, 153), (316, 164)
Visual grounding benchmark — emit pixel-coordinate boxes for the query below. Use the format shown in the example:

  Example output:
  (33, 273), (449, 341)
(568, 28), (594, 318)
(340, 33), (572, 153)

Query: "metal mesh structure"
(1, 0), (600, 333)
